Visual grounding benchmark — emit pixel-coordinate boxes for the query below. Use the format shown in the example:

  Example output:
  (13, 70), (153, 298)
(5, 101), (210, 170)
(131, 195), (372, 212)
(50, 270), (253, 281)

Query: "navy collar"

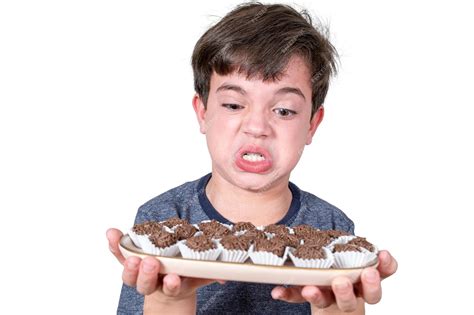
(197, 173), (301, 225)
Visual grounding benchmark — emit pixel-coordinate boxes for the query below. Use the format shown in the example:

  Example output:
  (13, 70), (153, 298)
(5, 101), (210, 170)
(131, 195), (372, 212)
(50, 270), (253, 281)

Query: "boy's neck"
(205, 172), (292, 226)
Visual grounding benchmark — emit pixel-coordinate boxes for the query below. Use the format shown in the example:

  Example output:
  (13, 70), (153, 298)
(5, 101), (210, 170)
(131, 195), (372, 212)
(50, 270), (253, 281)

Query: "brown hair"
(191, 2), (339, 119)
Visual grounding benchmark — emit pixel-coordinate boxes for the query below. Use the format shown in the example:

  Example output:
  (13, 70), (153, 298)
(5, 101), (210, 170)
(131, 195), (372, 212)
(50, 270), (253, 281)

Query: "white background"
(1, 1), (473, 314)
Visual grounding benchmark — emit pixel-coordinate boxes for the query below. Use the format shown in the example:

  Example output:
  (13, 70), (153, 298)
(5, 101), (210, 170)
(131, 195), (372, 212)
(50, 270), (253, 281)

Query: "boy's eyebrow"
(216, 83), (247, 96)
(275, 87), (306, 101)
(216, 83), (306, 100)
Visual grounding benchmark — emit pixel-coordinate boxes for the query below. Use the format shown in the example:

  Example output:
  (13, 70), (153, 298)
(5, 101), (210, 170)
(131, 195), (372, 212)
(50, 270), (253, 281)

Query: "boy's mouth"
(235, 145), (273, 173)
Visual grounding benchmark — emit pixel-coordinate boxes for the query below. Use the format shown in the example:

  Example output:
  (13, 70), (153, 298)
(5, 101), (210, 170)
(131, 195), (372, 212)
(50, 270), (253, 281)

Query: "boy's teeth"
(243, 153), (265, 162)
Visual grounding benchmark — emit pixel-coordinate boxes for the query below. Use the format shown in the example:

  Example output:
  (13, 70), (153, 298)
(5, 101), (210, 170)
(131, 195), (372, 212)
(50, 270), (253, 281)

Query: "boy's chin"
(233, 171), (285, 192)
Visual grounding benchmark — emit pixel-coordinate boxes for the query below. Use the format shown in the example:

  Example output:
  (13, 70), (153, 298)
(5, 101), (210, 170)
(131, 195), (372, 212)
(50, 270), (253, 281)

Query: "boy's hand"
(106, 228), (223, 303)
(271, 250), (397, 313)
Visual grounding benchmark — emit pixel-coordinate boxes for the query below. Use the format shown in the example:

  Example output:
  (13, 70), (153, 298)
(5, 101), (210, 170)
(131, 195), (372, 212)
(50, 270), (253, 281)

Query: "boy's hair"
(191, 2), (339, 119)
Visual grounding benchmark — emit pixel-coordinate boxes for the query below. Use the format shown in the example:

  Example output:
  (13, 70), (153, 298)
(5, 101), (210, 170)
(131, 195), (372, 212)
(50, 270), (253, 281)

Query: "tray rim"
(119, 234), (378, 272)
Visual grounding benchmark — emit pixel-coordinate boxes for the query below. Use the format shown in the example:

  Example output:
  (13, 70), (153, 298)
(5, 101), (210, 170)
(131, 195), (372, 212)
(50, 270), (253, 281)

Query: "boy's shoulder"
(134, 175), (205, 224)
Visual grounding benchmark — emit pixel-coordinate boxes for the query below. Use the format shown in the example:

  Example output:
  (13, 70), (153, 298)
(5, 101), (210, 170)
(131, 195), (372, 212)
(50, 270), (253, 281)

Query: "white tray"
(119, 235), (378, 286)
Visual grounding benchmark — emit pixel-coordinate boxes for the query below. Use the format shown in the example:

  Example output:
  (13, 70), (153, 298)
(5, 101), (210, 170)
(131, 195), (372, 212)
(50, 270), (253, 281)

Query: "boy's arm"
(144, 291), (197, 315)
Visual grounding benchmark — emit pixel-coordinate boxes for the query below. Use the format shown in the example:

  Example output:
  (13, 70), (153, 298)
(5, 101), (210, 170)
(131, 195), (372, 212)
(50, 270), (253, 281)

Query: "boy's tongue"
(235, 145), (273, 174)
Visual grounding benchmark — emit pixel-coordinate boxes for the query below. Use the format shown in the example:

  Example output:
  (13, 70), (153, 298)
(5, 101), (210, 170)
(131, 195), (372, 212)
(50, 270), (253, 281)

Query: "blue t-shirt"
(118, 173), (354, 314)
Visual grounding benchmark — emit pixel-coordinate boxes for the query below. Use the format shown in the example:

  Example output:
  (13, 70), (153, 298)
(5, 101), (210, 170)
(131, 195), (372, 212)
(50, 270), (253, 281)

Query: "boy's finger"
(360, 268), (382, 304)
(136, 257), (160, 295)
(271, 286), (306, 303)
(331, 277), (358, 312)
(301, 286), (333, 309)
(162, 274), (182, 297)
(122, 256), (141, 287)
(377, 250), (398, 279)
(106, 228), (125, 264)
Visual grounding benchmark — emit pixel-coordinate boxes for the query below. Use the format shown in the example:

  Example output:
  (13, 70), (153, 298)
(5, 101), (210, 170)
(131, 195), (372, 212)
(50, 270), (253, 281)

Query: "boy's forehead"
(210, 55), (312, 96)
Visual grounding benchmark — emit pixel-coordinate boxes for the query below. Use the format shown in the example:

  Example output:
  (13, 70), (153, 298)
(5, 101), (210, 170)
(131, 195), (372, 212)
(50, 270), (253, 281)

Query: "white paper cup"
(218, 243), (252, 263)
(248, 246), (289, 266)
(178, 240), (222, 261)
(328, 235), (357, 247)
(332, 248), (377, 268)
(288, 247), (334, 268)
(139, 237), (180, 256)
(128, 230), (141, 248)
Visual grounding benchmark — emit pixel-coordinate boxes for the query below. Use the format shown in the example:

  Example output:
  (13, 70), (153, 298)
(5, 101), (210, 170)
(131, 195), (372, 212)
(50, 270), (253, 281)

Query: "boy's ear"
(306, 106), (324, 145)
(192, 94), (207, 134)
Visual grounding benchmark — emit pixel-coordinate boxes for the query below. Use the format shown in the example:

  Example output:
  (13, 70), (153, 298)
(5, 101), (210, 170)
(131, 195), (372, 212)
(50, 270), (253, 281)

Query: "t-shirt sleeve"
(295, 190), (355, 234)
(117, 283), (144, 315)
(332, 208), (355, 234)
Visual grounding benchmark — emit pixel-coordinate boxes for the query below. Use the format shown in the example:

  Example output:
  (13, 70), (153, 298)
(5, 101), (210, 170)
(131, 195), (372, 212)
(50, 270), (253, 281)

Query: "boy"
(107, 2), (397, 314)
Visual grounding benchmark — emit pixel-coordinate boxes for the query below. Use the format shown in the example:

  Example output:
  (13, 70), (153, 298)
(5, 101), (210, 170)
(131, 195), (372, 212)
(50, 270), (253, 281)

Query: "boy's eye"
(222, 103), (243, 111)
(273, 108), (297, 117)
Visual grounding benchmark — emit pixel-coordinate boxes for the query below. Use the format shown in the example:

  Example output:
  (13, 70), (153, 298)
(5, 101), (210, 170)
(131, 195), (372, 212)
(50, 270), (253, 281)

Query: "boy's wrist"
(310, 297), (365, 315)
(144, 291), (197, 314)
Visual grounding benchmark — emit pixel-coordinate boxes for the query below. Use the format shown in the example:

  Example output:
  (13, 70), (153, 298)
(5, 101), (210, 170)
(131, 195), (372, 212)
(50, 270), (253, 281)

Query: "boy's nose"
(241, 109), (272, 138)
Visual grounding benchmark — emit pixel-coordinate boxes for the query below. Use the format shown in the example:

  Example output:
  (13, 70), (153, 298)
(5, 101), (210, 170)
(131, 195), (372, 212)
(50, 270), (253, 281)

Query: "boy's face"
(193, 55), (324, 192)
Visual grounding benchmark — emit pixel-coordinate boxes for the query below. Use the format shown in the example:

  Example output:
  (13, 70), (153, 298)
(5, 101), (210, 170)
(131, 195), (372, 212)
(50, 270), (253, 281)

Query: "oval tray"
(119, 235), (378, 286)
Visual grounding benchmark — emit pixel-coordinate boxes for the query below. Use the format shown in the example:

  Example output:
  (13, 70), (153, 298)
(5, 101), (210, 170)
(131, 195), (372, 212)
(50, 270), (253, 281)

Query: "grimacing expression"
(193, 55), (323, 192)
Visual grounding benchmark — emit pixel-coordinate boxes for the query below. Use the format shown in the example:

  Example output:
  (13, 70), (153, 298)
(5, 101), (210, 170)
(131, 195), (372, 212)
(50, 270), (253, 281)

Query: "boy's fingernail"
(142, 262), (155, 273)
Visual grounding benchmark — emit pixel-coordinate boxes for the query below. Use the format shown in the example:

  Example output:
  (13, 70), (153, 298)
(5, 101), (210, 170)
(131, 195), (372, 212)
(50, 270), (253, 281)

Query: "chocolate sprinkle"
(264, 224), (289, 235)
(186, 235), (216, 252)
(303, 236), (331, 247)
(254, 238), (286, 257)
(132, 221), (163, 235)
(333, 243), (361, 253)
(241, 229), (267, 242)
(174, 224), (198, 240)
(232, 221), (256, 232)
(220, 235), (251, 251)
(300, 230), (332, 246)
(294, 244), (326, 260)
(148, 230), (177, 248)
(197, 220), (230, 238)
(198, 220), (223, 232)
(202, 225), (231, 238)
(347, 237), (375, 252)
(292, 224), (319, 238)
(162, 217), (188, 228)
(273, 234), (300, 248)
